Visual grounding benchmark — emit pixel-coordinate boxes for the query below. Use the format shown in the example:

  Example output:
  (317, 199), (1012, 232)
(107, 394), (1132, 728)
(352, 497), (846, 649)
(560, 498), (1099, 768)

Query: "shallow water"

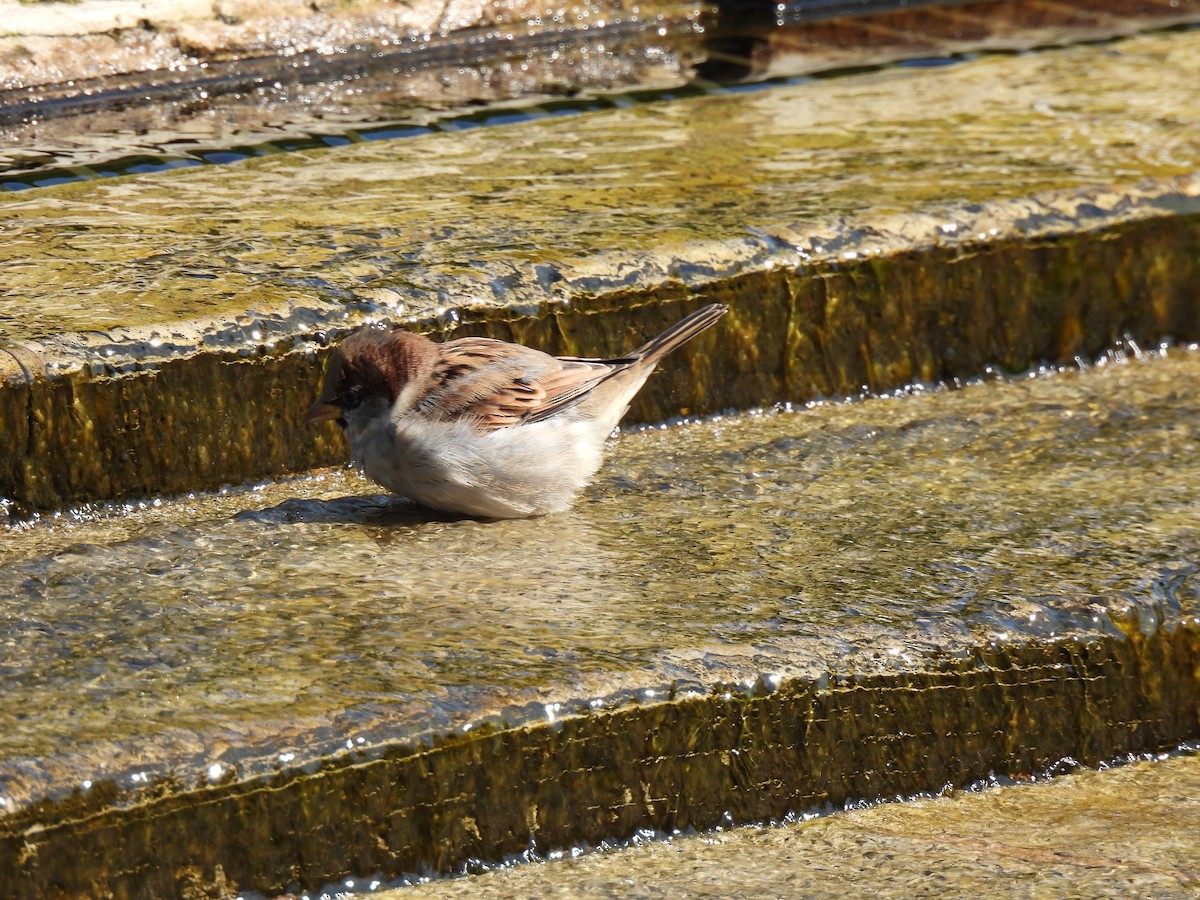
(2, 29), (1199, 343)
(396, 750), (1200, 899)
(2, 348), (1198, 810)
(0, 13), (703, 186)
(4, 1), (1195, 187)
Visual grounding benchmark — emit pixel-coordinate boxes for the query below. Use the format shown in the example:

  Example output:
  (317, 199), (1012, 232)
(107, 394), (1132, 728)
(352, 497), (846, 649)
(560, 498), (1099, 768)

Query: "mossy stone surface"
(3, 31), (1200, 508)
(2, 350), (1198, 896)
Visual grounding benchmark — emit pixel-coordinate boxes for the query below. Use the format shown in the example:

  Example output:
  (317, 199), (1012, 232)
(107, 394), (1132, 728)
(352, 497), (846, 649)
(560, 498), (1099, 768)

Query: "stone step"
(5, 0), (1197, 187)
(2, 347), (1198, 896)
(395, 751), (1200, 900)
(4, 15), (1200, 899)
(3, 28), (1200, 514)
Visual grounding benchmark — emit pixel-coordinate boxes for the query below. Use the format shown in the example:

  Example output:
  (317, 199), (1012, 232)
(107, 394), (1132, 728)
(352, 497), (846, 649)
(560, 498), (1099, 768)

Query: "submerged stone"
(1, 350), (1198, 896)
(396, 751), (1200, 899)
(1, 183), (1197, 511)
(4, 0), (1196, 172)
(3, 27), (1200, 510)
(2, 9), (1199, 898)
(5, 27), (1200, 344)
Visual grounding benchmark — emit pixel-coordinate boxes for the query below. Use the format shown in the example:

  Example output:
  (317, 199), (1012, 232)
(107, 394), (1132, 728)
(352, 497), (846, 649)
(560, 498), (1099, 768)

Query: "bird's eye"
(340, 384), (364, 411)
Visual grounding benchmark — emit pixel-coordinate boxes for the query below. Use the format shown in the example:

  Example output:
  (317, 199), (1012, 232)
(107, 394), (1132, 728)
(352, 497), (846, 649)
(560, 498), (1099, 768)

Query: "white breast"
(351, 414), (611, 518)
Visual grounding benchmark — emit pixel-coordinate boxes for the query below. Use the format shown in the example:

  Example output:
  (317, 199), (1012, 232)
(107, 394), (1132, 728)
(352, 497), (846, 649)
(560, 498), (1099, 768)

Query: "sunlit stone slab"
(1, 350), (1197, 895)
(2, 29), (1200, 510)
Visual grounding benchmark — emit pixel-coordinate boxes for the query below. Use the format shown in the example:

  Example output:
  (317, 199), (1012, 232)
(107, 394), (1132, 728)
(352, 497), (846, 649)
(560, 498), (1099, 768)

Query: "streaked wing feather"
(420, 338), (625, 431)
(521, 360), (620, 425)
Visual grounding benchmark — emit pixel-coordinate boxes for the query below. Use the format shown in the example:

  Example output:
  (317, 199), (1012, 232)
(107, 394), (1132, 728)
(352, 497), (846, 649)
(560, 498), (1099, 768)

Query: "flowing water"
(4, 29), (1200, 343)
(3, 8), (1200, 896)
(3, 347), (1197, 812)
(396, 750), (1200, 899)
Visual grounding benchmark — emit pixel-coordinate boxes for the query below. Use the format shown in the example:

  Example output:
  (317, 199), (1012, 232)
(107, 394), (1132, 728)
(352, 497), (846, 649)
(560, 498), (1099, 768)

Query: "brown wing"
(417, 338), (628, 431)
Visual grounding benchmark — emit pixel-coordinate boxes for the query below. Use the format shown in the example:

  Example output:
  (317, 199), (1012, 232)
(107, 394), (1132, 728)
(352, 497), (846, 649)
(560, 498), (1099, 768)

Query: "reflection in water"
(5, 0), (1195, 187)
(1, 349), (1199, 807)
(0, 11), (705, 184)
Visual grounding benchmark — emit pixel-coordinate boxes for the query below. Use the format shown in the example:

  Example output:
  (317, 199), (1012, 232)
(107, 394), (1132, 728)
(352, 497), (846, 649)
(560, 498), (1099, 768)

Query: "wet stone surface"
(3, 28), (1200, 511)
(3, 28), (1200, 344)
(0, 0), (697, 97)
(397, 750), (1200, 899)
(0, 10), (706, 187)
(2, 347), (1198, 814)
(4, 0), (1197, 185)
(1, 14), (1199, 894)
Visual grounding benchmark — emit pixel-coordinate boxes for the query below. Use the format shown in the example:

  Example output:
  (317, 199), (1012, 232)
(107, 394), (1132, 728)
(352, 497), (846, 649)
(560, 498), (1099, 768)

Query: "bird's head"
(307, 326), (437, 430)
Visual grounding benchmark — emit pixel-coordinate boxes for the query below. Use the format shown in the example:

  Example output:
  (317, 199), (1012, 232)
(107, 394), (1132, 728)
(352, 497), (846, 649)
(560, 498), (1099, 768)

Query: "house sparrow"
(307, 303), (728, 518)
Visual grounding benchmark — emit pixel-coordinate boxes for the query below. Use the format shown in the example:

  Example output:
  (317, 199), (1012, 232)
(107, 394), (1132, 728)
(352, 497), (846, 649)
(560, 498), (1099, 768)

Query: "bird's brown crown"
(321, 327), (437, 408)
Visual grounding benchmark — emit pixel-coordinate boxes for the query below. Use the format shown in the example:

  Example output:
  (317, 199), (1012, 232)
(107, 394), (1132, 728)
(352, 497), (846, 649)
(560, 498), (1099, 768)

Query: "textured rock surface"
(2, 349), (1198, 896)
(397, 751), (1200, 899)
(0, 0), (691, 92)
(3, 27), (1200, 511)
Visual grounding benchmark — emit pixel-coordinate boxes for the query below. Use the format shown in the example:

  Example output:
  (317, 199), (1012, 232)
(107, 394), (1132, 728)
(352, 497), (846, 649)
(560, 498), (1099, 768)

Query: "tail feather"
(631, 303), (728, 365)
(529, 303), (729, 430)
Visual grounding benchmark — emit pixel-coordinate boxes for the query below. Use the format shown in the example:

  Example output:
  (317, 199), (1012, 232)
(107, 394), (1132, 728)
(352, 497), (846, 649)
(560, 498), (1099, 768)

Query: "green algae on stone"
(0, 336), (350, 512)
(2, 631), (1196, 898)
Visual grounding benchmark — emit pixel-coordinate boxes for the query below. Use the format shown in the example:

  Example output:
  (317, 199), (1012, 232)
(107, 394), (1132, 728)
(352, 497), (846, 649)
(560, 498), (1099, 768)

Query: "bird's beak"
(307, 399), (342, 424)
